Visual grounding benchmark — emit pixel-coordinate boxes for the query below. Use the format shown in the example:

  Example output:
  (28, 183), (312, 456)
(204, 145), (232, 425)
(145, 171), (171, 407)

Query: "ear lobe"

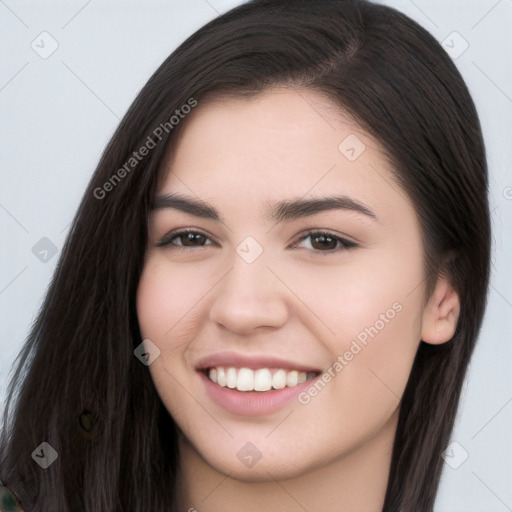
(421, 277), (460, 345)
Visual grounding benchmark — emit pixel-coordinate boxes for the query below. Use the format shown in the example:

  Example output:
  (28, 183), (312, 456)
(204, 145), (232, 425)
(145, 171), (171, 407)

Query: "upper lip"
(195, 351), (321, 373)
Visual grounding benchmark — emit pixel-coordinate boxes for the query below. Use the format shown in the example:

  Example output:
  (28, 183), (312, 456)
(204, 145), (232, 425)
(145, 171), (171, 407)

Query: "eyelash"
(155, 229), (358, 254)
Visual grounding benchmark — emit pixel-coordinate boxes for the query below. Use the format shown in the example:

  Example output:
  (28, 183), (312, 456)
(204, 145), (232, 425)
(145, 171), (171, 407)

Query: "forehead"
(158, 87), (412, 224)
(165, 87), (369, 172)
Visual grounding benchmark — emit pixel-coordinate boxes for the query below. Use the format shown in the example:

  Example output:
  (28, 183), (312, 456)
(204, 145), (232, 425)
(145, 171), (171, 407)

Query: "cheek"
(320, 261), (424, 427)
(324, 303), (421, 451)
(345, 300), (421, 393)
(136, 270), (164, 340)
(275, 242), (424, 343)
(136, 258), (208, 343)
(136, 258), (206, 416)
(289, 244), (424, 410)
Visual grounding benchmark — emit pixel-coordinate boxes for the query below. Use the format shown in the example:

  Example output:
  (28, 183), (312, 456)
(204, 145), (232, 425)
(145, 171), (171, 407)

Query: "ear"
(421, 276), (460, 345)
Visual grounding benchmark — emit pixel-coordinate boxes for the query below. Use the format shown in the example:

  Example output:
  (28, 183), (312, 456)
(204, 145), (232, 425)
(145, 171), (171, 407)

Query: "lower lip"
(199, 371), (319, 416)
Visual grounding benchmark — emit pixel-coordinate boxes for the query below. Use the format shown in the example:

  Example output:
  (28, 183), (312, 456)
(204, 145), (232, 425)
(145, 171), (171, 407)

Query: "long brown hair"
(0, 1), (490, 510)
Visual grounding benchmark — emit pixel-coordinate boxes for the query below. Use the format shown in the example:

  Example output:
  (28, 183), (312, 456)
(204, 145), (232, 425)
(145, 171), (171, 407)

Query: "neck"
(175, 409), (398, 512)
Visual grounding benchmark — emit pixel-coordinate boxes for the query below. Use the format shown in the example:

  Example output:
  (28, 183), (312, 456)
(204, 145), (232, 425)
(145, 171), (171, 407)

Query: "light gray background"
(1, 1), (511, 510)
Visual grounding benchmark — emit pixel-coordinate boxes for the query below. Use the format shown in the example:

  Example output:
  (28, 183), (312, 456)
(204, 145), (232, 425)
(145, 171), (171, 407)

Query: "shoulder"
(0, 483), (24, 512)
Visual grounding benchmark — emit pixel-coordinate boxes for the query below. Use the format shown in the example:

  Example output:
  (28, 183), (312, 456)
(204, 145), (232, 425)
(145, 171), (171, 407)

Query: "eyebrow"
(152, 193), (377, 222)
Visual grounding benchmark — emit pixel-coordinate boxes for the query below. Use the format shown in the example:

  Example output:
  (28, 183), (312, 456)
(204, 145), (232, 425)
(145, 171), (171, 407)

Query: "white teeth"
(207, 366), (317, 392)
(226, 367), (237, 388)
(217, 367), (226, 387)
(286, 370), (298, 387)
(272, 369), (287, 389)
(254, 368), (272, 391)
(237, 368), (254, 391)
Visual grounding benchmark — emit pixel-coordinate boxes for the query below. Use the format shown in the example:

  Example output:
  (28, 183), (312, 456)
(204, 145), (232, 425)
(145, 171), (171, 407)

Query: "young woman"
(0, 0), (490, 510)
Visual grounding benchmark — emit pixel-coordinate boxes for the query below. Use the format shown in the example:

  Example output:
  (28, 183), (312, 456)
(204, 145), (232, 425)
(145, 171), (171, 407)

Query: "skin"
(136, 88), (460, 512)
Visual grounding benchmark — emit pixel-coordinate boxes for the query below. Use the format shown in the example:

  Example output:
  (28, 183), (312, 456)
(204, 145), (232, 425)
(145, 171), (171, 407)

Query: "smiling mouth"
(201, 366), (319, 392)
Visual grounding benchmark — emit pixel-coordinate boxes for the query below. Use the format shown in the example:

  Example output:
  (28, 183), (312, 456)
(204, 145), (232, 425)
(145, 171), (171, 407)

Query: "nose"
(208, 253), (289, 335)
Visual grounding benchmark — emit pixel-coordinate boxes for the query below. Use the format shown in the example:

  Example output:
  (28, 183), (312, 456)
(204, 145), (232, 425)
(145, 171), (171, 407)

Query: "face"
(136, 88), (429, 481)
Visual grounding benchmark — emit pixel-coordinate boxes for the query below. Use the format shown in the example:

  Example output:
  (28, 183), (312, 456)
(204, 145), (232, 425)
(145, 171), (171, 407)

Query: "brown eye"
(292, 231), (358, 253)
(176, 232), (208, 247)
(310, 233), (338, 251)
(155, 230), (214, 248)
